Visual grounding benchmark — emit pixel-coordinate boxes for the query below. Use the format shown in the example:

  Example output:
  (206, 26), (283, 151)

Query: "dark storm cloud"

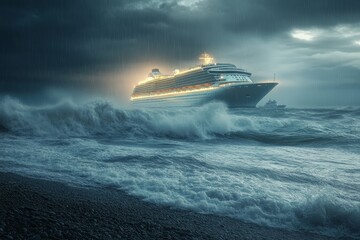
(203, 0), (360, 35)
(0, 0), (359, 105)
(0, 0), (204, 93)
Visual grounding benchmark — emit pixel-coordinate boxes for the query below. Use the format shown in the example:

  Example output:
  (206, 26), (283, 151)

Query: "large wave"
(0, 96), (358, 146)
(1, 96), (360, 238)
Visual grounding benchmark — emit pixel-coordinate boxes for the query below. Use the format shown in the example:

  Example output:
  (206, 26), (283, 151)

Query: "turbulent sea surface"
(0, 96), (359, 238)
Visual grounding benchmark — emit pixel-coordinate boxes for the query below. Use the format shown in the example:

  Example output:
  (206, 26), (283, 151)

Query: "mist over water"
(0, 96), (359, 238)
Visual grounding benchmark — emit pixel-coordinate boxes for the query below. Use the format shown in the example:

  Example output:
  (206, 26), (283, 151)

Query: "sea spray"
(0, 97), (358, 146)
(1, 96), (360, 238)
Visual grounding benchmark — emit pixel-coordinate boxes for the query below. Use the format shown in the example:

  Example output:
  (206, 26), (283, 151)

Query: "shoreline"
(0, 172), (334, 239)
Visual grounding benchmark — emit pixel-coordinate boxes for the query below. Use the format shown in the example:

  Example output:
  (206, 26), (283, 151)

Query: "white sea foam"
(1, 96), (357, 145)
(1, 96), (235, 137)
(1, 96), (360, 238)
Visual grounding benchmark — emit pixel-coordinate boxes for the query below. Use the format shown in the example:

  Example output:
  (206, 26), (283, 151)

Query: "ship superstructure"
(131, 53), (278, 107)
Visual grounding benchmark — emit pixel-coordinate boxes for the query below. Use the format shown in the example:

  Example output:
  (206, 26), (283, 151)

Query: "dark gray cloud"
(0, 1), (200, 87)
(205, 0), (360, 34)
(0, 0), (359, 106)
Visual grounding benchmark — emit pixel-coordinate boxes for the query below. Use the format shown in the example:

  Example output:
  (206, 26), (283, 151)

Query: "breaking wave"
(93, 154), (360, 238)
(0, 96), (358, 147)
(1, 96), (360, 238)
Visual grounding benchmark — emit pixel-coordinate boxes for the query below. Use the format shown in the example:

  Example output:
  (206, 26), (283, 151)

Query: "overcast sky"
(1, 0), (359, 106)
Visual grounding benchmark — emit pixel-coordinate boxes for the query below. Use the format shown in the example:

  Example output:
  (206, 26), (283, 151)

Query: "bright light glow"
(136, 66), (202, 86)
(174, 66), (202, 76)
(355, 40), (360, 46)
(131, 86), (218, 100)
(131, 82), (250, 101)
(291, 29), (315, 41)
(137, 77), (155, 85)
(136, 53), (214, 87)
(199, 52), (214, 65)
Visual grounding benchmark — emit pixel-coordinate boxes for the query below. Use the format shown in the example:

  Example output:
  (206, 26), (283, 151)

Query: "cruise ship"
(130, 53), (278, 107)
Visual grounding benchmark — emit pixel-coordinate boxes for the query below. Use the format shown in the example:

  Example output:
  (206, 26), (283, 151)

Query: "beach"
(0, 172), (335, 240)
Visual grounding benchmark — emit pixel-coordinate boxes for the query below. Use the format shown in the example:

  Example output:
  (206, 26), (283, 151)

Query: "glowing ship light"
(199, 52), (214, 65)
(131, 85), (218, 100)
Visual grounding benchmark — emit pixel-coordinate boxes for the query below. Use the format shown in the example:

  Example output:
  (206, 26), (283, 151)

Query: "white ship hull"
(132, 82), (277, 108)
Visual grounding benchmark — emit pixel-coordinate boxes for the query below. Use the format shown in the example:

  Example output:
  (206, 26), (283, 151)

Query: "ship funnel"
(149, 68), (161, 78)
(151, 68), (161, 75)
(199, 52), (214, 65)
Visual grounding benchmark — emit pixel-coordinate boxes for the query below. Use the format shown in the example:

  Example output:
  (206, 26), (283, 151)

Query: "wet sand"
(0, 172), (334, 239)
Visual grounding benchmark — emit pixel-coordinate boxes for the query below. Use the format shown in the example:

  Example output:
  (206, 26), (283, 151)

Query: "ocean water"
(0, 96), (359, 238)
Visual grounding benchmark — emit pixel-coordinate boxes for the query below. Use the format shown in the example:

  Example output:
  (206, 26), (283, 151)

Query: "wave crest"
(295, 195), (360, 236)
(0, 97), (234, 138)
(0, 96), (357, 145)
